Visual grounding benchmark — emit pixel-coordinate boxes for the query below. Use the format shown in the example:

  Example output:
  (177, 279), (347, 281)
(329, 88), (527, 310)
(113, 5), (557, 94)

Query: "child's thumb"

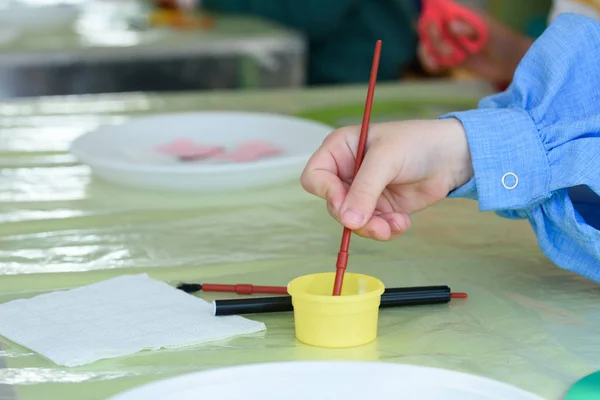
(339, 153), (395, 230)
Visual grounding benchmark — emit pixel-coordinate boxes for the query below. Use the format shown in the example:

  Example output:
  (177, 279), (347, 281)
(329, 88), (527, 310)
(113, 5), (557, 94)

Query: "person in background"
(418, 0), (600, 86)
(156, 0), (422, 85)
(550, 0), (600, 20)
(300, 13), (600, 283)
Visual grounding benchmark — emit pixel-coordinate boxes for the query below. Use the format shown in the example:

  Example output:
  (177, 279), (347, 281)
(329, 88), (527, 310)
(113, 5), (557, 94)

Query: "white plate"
(108, 361), (545, 400)
(70, 111), (334, 192)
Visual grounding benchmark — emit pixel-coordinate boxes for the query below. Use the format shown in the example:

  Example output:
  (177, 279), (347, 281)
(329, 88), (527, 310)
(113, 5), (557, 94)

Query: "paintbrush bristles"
(176, 283), (203, 293)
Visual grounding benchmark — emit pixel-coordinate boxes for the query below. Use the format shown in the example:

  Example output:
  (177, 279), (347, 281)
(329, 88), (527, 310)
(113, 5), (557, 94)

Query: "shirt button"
(502, 172), (519, 190)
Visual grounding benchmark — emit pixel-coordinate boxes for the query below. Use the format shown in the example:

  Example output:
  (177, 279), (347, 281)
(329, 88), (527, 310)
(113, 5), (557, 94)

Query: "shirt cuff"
(447, 176), (478, 200)
(441, 108), (551, 211)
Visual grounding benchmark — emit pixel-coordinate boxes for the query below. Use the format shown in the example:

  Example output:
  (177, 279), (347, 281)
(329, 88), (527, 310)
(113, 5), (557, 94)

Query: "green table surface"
(0, 81), (598, 400)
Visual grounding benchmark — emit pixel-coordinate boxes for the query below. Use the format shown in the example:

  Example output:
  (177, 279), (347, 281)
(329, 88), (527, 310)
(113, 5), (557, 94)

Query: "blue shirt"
(444, 13), (600, 282)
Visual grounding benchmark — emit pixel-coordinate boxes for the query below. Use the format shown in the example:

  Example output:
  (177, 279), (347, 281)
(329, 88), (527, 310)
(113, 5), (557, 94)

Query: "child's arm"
(198, 0), (358, 38)
(446, 13), (600, 281)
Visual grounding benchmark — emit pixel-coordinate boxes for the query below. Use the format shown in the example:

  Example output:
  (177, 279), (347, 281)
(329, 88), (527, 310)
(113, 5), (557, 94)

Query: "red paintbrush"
(176, 282), (468, 299)
(177, 283), (288, 295)
(333, 40), (382, 296)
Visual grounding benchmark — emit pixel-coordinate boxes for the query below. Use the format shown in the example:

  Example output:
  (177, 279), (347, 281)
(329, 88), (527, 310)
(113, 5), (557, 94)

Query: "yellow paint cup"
(287, 272), (385, 348)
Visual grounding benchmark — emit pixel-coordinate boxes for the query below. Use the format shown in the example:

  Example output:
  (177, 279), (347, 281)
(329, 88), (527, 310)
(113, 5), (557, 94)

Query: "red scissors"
(418, 0), (489, 66)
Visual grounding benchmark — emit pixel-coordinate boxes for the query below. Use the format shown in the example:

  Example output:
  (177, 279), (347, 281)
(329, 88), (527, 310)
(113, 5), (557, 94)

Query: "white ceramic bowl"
(69, 111), (334, 193)
(108, 361), (546, 400)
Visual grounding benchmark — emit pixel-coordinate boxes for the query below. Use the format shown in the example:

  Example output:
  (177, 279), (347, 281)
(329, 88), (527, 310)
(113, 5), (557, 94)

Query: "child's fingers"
(339, 148), (398, 230)
(352, 212), (411, 241)
(301, 163), (347, 212)
(302, 126), (401, 229)
(301, 126), (361, 211)
(301, 141), (352, 213)
(325, 180), (395, 222)
(380, 212), (411, 234)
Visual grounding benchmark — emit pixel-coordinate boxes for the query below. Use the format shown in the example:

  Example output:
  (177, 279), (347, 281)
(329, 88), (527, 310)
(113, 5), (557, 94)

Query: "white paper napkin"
(0, 274), (266, 367)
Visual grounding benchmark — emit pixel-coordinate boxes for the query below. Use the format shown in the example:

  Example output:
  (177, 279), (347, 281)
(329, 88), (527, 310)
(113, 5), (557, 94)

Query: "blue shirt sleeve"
(443, 13), (600, 282)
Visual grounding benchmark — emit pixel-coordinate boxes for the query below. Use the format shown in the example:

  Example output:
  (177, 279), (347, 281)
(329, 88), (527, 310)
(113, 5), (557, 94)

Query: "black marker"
(213, 286), (466, 316)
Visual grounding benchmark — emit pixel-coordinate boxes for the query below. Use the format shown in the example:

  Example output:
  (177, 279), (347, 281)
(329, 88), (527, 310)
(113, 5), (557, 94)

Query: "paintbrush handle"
(201, 283), (289, 295)
(333, 40), (382, 296)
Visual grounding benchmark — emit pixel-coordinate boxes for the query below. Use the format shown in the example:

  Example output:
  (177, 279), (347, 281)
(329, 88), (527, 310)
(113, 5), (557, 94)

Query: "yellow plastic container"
(287, 272), (385, 348)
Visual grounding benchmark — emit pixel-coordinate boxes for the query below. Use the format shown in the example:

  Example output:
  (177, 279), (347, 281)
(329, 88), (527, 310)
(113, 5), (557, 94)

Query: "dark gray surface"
(0, 49), (305, 98)
(0, 7), (306, 98)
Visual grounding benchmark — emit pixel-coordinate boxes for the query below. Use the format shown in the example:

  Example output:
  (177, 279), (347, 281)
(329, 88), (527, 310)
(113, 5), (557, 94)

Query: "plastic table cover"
(0, 81), (598, 400)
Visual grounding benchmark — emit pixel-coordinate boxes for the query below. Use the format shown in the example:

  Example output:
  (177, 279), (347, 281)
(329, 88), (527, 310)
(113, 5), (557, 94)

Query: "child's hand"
(301, 119), (473, 241)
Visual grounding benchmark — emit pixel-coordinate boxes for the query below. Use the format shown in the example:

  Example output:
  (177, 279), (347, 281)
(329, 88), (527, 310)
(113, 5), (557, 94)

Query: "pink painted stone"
(214, 140), (283, 162)
(155, 139), (224, 160)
